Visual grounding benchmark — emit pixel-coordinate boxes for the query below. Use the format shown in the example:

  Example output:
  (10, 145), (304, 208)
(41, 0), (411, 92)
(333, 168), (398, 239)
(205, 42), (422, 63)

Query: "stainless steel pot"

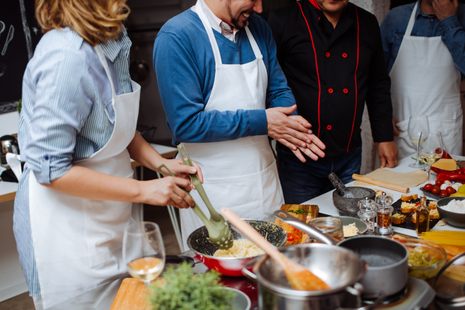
(274, 211), (409, 298)
(0, 135), (19, 168)
(242, 244), (384, 310)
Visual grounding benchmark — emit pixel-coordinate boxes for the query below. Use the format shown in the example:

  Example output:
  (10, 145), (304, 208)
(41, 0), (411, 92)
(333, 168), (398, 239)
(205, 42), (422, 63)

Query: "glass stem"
(427, 166), (431, 181)
(416, 142), (420, 164)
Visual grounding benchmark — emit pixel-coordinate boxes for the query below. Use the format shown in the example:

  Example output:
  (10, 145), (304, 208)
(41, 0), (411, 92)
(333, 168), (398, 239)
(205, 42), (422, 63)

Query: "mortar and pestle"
(328, 172), (376, 217)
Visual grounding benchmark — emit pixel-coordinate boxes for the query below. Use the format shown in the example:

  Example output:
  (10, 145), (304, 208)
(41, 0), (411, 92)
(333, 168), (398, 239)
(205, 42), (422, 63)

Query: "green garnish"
(149, 262), (235, 310)
(288, 208), (311, 215)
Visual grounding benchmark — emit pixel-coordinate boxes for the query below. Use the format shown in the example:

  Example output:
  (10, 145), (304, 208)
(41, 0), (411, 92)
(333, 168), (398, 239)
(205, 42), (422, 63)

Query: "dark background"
(0, 0), (42, 114)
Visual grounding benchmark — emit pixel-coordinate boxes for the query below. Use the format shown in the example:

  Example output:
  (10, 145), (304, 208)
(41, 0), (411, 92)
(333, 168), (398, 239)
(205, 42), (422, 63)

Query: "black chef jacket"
(268, 0), (394, 157)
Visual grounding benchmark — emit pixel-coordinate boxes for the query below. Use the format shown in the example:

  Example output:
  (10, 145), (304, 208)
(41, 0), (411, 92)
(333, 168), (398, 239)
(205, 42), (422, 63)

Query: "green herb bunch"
(149, 262), (235, 310)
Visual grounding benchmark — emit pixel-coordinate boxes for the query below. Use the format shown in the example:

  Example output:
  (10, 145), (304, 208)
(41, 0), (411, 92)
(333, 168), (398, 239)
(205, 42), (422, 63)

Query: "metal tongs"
(157, 143), (233, 250)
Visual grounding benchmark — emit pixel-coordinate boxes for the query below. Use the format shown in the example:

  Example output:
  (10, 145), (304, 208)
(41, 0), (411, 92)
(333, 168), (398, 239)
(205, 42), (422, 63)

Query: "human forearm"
(439, 14), (465, 76)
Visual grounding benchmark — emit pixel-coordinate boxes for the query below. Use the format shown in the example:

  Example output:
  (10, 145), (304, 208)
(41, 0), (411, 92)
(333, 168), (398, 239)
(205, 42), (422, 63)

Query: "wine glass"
(123, 221), (165, 286)
(407, 116), (430, 168)
(419, 131), (444, 181)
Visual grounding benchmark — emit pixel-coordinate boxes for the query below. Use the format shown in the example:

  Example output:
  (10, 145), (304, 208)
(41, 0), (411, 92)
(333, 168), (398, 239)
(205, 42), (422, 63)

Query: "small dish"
(437, 197), (465, 228)
(332, 216), (368, 237)
(405, 242), (446, 280)
(419, 187), (441, 200)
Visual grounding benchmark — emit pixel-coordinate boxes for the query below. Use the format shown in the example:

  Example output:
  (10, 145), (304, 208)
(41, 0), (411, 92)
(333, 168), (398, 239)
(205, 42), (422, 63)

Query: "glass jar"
(310, 217), (343, 242)
(357, 198), (377, 232)
(375, 192), (394, 236)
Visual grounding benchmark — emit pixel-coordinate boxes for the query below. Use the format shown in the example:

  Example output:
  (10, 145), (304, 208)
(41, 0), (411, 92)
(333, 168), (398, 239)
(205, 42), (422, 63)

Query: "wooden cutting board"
(110, 278), (160, 310)
(275, 204), (319, 245)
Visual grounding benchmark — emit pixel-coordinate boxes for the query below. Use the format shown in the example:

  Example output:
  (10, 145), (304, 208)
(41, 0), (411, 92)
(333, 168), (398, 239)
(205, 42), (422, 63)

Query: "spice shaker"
(357, 198), (377, 232)
(375, 192), (394, 236)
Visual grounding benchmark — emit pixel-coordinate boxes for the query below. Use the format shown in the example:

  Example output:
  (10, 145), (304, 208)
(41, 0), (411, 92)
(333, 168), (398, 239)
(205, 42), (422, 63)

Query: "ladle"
(221, 207), (331, 291)
(177, 143), (233, 249)
(157, 162), (232, 250)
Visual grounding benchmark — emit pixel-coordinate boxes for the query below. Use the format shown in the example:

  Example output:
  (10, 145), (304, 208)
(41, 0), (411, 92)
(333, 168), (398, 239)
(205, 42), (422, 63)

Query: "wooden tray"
(110, 278), (155, 310)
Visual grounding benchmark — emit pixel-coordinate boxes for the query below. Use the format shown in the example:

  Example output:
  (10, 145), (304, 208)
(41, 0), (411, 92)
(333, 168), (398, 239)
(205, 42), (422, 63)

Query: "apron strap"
(94, 45), (117, 96)
(404, 1), (419, 38)
(195, 0), (223, 66)
(245, 27), (263, 60)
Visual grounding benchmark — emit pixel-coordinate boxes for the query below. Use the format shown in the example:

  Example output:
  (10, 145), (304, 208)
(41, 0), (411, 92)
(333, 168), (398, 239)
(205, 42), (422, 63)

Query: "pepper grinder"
(375, 192), (394, 236)
(357, 198), (377, 233)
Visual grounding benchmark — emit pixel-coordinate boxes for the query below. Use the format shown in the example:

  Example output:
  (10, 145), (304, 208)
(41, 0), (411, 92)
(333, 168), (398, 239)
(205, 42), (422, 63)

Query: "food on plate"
(440, 190), (448, 197)
(429, 208), (440, 220)
(401, 194), (418, 201)
(412, 212), (417, 224)
(401, 202), (416, 213)
(428, 201), (437, 209)
(432, 158), (457, 172)
(431, 185), (441, 195)
(441, 199), (465, 214)
(436, 218), (447, 226)
(436, 179), (445, 186)
(149, 262), (234, 310)
(423, 183), (434, 192)
(450, 192), (465, 197)
(437, 171), (465, 183)
(446, 186), (457, 196)
(392, 213), (406, 224)
(275, 204), (318, 245)
(342, 222), (359, 237)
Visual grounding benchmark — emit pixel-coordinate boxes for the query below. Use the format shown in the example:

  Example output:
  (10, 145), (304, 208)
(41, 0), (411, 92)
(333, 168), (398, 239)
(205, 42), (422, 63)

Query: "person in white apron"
(383, 0), (464, 159)
(12, 1), (201, 309)
(153, 0), (325, 251)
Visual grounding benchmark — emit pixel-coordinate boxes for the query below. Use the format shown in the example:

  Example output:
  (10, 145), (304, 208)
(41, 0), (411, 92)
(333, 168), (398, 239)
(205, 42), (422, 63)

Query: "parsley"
(288, 208), (311, 215)
(149, 262), (235, 310)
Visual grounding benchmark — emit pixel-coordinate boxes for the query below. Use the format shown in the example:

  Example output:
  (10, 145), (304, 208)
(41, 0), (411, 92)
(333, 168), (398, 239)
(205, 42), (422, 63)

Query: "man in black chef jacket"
(268, 0), (399, 203)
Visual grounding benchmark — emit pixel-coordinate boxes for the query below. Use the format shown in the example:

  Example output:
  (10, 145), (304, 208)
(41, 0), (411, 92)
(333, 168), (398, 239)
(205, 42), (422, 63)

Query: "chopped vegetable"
(407, 246), (443, 280)
(149, 263), (235, 310)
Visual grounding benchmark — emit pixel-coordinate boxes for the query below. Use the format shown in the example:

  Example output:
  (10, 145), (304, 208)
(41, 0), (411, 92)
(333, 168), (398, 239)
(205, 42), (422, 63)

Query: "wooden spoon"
(221, 208), (331, 291)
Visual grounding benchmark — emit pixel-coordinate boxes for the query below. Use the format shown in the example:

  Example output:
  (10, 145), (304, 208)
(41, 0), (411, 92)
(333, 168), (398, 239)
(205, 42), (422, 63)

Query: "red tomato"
(435, 179), (445, 186)
(440, 190), (448, 197)
(423, 183), (434, 192)
(446, 186), (457, 195)
(431, 185), (441, 195)
(287, 234), (295, 242)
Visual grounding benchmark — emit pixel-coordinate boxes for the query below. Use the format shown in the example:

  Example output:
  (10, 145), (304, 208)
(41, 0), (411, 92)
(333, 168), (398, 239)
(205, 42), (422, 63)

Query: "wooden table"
(0, 144), (177, 204)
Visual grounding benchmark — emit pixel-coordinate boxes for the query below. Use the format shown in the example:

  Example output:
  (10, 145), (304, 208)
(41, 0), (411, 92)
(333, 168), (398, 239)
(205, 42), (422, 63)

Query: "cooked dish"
(342, 222), (359, 237)
(213, 239), (264, 258)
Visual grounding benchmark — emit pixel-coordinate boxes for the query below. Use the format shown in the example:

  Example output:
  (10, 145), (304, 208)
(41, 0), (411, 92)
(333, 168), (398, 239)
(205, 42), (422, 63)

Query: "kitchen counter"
(0, 143), (177, 204)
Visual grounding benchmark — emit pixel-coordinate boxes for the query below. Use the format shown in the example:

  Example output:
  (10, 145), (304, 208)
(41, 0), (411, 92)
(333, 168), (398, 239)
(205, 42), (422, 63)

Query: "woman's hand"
(140, 176), (195, 209)
(157, 158), (203, 189)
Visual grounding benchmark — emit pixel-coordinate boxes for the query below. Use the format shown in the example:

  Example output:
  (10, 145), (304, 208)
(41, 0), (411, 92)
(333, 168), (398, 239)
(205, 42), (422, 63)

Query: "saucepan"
(168, 220), (287, 277)
(274, 211), (409, 298)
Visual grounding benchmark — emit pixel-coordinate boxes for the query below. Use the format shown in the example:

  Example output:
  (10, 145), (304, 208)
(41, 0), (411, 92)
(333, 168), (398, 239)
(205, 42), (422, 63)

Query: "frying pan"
(186, 219), (287, 277)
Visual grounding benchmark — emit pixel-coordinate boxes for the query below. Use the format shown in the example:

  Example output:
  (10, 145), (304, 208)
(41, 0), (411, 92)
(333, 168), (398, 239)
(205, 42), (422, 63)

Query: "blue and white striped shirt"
(14, 28), (132, 296)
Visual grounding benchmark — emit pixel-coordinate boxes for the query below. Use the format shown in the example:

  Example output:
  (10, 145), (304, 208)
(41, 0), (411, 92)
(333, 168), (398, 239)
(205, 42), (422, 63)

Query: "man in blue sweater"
(153, 0), (325, 249)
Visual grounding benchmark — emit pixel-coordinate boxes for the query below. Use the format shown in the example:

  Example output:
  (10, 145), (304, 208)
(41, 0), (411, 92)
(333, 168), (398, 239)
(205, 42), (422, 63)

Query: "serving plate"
(419, 187), (442, 200)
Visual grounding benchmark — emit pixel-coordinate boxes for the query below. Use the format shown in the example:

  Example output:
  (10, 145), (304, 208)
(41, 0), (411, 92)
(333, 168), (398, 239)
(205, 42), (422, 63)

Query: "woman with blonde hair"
(13, 0), (201, 308)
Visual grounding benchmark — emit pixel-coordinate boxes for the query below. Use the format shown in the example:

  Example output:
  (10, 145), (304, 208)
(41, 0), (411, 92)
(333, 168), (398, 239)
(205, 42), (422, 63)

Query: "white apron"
(179, 0), (284, 250)
(391, 1), (463, 159)
(28, 45), (141, 309)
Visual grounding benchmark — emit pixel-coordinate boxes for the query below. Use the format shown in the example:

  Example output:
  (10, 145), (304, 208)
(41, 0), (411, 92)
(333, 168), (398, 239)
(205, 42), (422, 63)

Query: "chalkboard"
(0, 0), (42, 114)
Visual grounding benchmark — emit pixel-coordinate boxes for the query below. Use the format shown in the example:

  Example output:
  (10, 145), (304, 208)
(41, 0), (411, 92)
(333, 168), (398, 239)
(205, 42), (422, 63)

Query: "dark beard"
(227, 5), (245, 30)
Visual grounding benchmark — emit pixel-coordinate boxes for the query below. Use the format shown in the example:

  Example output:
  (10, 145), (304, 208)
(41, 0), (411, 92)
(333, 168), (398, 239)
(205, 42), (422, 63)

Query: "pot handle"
(273, 211), (339, 245)
(339, 283), (385, 310)
(165, 255), (196, 267)
(242, 256), (262, 281)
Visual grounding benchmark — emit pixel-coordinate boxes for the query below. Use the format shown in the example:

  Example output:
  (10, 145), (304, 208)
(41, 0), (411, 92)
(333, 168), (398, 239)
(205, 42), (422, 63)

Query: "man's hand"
(378, 141), (399, 168)
(392, 118), (400, 137)
(433, 0), (458, 21)
(266, 105), (326, 162)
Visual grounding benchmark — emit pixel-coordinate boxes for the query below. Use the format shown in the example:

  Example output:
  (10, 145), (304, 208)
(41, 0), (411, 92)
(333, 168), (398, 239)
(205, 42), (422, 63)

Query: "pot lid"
(433, 252), (465, 306)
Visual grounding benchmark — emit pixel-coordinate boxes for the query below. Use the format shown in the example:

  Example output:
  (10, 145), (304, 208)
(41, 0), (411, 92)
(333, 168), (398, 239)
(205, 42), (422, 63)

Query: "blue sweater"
(153, 9), (296, 145)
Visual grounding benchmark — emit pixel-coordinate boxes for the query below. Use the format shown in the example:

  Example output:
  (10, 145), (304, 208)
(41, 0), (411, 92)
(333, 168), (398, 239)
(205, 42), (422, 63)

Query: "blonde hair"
(35, 0), (130, 46)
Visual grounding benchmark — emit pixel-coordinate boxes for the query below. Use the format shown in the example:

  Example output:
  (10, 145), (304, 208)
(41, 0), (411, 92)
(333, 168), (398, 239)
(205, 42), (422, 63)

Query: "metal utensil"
(0, 21), (5, 40)
(1, 25), (14, 56)
(177, 143), (233, 249)
(157, 163), (233, 250)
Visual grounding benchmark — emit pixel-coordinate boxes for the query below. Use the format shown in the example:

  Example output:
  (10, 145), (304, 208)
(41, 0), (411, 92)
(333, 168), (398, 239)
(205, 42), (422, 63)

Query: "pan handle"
(273, 211), (339, 245)
(242, 256), (263, 281)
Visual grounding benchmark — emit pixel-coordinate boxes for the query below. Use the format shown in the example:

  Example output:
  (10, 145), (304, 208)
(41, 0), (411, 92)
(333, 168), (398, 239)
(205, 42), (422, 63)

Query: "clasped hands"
(266, 105), (326, 162)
